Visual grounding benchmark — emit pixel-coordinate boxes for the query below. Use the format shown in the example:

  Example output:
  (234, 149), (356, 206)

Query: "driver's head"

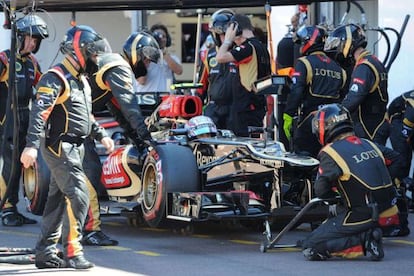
(185, 115), (217, 140)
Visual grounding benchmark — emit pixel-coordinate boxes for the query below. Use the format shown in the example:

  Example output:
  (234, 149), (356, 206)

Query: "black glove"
(133, 60), (148, 78)
(137, 126), (152, 141)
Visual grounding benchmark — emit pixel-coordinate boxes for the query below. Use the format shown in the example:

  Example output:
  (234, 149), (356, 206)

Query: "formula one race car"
(22, 91), (325, 230)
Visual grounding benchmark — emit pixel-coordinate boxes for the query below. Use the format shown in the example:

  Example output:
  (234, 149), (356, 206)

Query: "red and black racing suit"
(197, 46), (237, 129)
(284, 51), (346, 157)
(302, 135), (397, 258)
(83, 53), (150, 233)
(342, 50), (389, 145)
(0, 50), (41, 211)
(229, 37), (271, 137)
(25, 58), (108, 260)
(90, 53), (150, 146)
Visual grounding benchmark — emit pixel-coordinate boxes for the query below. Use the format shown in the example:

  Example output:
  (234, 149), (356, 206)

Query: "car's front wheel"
(141, 143), (200, 228)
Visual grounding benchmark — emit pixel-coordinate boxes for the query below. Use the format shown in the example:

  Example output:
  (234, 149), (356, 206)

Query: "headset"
(150, 24), (172, 47)
(229, 16), (243, 36)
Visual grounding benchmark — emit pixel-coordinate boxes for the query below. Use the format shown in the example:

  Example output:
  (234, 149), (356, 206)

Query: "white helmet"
(185, 115), (217, 139)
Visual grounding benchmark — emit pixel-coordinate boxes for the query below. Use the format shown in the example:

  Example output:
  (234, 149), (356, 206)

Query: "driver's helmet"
(122, 31), (160, 78)
(16, 14), (49, 54)
(60, 25), (111, 70)
(209, 8), (235, 47)
(324, 23), (367, 59)
(312, 103), (354, 146)
(185, 115), (217, 139)
(295, 25), (326, 56)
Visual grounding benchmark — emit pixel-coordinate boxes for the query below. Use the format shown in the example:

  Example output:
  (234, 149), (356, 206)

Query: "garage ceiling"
(12, 0), (341, 12)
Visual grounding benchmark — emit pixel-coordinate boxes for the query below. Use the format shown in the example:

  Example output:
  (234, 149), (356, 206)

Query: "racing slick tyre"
(141, 143), (200, 228)
(22, 151), (50, 216)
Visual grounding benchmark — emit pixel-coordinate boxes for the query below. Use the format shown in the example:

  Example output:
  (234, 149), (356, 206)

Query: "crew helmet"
(122, 31), (160, 78)
(60, 25), (111, 70)
(324, 23), (367, 59)
(209, 8), (235, 47)
(312, 103), (354, 146)
(185, 115), (217, 139)
(295, 25), (327, 55)
(16, 14), (49, 54)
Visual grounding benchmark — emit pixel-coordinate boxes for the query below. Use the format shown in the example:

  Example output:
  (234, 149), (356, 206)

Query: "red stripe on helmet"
(302, 28), (319, 55)
(73, 30), (86, 69)
(319, 111), (325, 145)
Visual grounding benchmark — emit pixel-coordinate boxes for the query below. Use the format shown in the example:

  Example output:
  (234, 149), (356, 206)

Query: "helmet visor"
(142, 46), (160, 63)
(324, 35), (341, 52)
(89, 37), (112, 56)
(296, 26), (310, 42)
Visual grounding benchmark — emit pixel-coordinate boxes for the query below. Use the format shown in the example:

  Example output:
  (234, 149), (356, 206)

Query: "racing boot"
(365, 227), (384, 261)
(35, 253), (66, 269)
(66, 255), (94, 269)
(81, 230), (119, 246)
(1, 208), (37, 226)
(302, 248), (329, 261)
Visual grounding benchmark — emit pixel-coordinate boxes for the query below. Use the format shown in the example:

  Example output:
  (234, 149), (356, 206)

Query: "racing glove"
(283, 113), (293, 140)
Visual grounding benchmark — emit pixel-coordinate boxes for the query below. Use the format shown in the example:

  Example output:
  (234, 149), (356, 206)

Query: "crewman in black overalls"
(302, 103), (398, 261)
(197, 8), (237, 129)
(20, 25), (114, 270)
(216, 13), (271, 137)
(325, 23), (389, 145)
(283, 25), (346, 158)
(0, 14), (48, 226)
(81, 32), (160, 246)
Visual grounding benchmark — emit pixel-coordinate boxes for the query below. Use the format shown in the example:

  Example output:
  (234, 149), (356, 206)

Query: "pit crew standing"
(216, 13), (271, 137)
(0, 14), (48, 226)
(282, 25), (346, 158)
(302, 103), (398, 261)
(197, 8), (237, 129)
(89, 31), (157, 151)
(81, 31), (159, 245)
(325, 23), (389, 145)
(20, 25), (114, 269)
(385, 90), (414, 235)
(388, 90), (414, 182)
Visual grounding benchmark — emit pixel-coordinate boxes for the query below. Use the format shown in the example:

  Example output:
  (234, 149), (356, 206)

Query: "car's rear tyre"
(22, 151), (50, 216)
(141, 143), (200, 228)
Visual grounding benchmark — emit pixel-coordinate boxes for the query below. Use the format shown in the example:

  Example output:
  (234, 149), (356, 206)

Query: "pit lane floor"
(1, 206), (414, 276)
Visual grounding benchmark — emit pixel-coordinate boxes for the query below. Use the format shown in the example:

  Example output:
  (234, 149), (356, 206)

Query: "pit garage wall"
(24, 11), (133, 71)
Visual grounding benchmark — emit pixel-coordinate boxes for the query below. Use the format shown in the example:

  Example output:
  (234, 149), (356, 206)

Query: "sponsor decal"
(209, 57), (218, 68)
(195, 150), (219, 166)
(37, 87), (54, 94)
(70, 80), (78, 90)
(16, 62), (22, 72)
(137, 94), (157, 105)
(352, 149), (379, 163)
(101, 148), (130, 188)
(352, 77), (365, 85)
(350, 84), (359, 92)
